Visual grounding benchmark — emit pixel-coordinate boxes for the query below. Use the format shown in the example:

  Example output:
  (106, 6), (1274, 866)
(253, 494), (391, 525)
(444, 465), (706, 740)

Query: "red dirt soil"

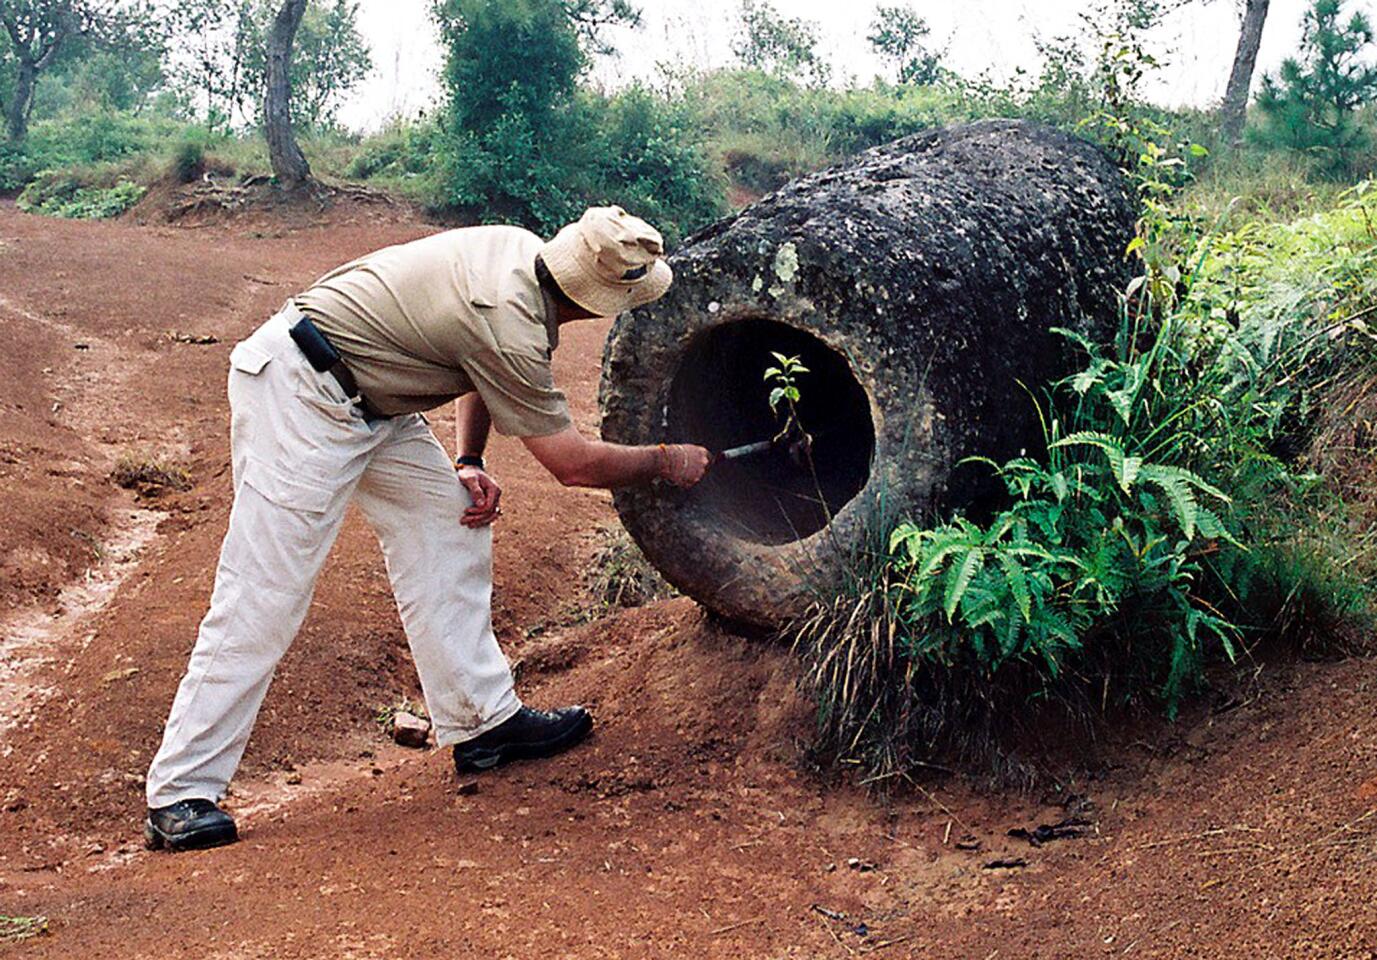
(1, 199), (1375, 959)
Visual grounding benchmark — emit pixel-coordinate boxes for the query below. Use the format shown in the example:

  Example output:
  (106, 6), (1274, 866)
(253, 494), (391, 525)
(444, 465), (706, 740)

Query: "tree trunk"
(601, 120), (1135, 627)
(4, 59), (37, 142)
(265, 0), (311, 189)
(1220, 0), (1270, 147)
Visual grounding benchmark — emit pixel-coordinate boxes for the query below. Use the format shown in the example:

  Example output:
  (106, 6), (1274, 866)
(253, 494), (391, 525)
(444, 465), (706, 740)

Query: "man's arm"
(454, 394), (501, 528)
(455, 392), (491, 460)
(523, 426), (710, 489)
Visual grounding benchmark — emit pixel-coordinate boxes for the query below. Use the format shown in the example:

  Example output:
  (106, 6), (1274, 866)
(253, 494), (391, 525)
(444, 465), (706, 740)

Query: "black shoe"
(453, 705), (593, 773)
(144, 798), (238, 852)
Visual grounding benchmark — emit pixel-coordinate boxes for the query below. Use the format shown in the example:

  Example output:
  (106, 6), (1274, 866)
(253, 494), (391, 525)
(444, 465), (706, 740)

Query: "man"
(144, 206), (711, 852)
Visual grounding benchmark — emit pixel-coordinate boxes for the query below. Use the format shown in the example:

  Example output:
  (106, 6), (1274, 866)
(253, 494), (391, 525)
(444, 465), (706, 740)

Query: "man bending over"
(144, 206), (710, 851)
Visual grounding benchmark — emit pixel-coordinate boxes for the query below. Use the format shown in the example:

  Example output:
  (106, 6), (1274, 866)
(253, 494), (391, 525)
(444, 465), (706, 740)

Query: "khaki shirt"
(295, 225), (572, 436)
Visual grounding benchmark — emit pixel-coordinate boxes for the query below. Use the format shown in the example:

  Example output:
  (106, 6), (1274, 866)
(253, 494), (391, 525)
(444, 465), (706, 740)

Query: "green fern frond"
(943, 548), (985, 621)
(997, 551), (1033, 623)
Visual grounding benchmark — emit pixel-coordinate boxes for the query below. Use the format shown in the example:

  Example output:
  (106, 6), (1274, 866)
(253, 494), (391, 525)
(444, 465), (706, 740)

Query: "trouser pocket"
(229, 340), (274, 377)
(240, 456), (335, 514)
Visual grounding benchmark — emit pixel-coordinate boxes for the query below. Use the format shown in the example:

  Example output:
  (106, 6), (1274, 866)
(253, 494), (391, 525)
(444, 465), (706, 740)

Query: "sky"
(337, 0), (1376, 132)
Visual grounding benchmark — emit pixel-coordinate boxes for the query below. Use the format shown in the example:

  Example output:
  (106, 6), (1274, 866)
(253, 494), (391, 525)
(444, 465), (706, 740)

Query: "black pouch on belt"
(288, 316), (345, 376)
(287, 314), (390, 419)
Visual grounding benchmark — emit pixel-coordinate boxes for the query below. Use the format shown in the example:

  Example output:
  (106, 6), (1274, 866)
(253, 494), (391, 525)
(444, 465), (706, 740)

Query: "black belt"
(287, 314), (391, 421)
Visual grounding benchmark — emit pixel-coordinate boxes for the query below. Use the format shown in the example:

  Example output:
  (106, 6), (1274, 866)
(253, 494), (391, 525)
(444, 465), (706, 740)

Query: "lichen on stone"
(772, 242), (800, 283)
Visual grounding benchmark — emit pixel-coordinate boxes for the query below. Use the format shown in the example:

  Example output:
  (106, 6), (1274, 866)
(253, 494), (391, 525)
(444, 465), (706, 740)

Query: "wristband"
(455, 455), (486, 471)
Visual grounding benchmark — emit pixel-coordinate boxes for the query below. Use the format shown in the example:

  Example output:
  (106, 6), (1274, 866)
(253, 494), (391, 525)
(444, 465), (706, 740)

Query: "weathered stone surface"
(601, 119), (1135, 627)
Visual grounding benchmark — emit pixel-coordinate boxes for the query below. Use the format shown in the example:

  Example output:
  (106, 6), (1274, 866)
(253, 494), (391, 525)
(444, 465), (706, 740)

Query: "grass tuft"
(583, 525), (677, 613)
(0, 915), (49, 943)
(110, 454), (192, 497)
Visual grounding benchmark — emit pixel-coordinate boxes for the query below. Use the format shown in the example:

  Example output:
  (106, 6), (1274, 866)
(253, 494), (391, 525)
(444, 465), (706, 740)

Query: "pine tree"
(1255, 0), (1377, 176)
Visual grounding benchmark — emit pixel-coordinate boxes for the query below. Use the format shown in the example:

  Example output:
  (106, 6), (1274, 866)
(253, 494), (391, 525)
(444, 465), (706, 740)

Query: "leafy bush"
(796, 182), (1377, 780)
(18, 171), (147, 220)
(431, 0), (588, 232)
(0, 142), (37, 193)
(429, 1), (725, 241)
(24, 111), (187, 169)
(586, 86), (727, 246)
(343, 120), (438, 182)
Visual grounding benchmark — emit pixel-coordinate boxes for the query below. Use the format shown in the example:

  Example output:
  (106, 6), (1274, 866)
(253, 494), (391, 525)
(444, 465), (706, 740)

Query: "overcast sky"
(338, 0), (1376, 132)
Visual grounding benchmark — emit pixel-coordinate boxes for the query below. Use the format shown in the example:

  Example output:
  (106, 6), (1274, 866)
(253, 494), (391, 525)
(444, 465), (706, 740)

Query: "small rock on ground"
(391, 712), (430, 749)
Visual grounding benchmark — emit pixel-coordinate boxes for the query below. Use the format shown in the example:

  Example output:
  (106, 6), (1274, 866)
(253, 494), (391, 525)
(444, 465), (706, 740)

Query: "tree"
(732, 0), (829, 86)
(868, 3), (943, 85)
(164, 0), (255, 127)
(238, 0), (369, 127)
(264, 0), (309, 187)
(288, 0), (370, 127)
(165, 0), (369, 130)
(1220, 0), (1271, 145)
(1256, 0), (1377, 174)
(430, 0), (639, 229)
(41, 35), (163, 114)
(563, 0), (640, 56)
(0, 0), (147, 140)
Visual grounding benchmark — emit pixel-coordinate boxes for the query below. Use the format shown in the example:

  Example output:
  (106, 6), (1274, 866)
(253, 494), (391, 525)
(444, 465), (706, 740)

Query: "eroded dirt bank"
(0, 202), (1374, 959)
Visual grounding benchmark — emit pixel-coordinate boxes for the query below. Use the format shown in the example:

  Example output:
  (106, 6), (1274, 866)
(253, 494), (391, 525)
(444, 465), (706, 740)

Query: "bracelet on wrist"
(455, 455), (486, 471)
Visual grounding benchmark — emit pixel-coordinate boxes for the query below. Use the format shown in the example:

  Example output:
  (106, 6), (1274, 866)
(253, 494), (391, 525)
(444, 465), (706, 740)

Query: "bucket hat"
(540, 205), (673, 316)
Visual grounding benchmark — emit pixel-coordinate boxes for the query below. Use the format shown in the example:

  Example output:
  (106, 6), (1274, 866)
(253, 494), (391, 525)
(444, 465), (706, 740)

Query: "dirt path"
(0, 203), (1374, 959)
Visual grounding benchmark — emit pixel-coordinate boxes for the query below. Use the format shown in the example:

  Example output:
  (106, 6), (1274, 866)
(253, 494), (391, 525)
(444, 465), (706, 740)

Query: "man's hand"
(659, 443), (712, 488)
(456, 466), (503, 527)
(522, 426), (712, 490)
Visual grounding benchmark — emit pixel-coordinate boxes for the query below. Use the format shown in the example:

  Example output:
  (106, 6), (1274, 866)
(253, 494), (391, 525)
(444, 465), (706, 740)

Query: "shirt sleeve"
(461, 347), (573, 438)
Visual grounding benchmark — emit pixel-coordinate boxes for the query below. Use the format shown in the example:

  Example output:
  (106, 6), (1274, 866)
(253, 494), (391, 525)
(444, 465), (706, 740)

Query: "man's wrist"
(455, 454), (486, 471)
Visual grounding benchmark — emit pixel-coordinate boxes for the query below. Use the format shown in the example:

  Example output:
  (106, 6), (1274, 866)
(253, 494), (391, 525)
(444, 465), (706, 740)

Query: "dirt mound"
(125, 172), (418, 232)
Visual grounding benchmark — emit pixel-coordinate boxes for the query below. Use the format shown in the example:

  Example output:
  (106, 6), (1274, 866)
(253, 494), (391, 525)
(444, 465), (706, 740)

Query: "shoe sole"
(144, 818), (239, 853)
(454, 712), (594, 774)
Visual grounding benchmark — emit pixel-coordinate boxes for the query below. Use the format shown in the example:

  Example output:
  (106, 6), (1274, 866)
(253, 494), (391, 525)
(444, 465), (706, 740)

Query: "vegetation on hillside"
(797, 180), (1377, 781)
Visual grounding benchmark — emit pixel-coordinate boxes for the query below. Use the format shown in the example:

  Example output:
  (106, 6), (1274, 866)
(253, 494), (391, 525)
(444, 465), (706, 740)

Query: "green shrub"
(429, 0), (725, 242)
(344, 121), (438, 181)
(168, 132), (214, 184)
(24, 111), (186, 169)
(18, 171), (147, 220)
(0, 142), (37, 193)
(586, 86), (727, 246)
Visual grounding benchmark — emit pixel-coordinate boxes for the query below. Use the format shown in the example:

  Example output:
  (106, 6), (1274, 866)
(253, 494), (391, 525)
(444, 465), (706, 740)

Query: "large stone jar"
(600, 120), (1135, 627)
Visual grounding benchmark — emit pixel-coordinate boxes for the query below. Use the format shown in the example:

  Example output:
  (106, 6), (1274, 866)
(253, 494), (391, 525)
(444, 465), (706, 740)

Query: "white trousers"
(145, 310), (520, 807)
